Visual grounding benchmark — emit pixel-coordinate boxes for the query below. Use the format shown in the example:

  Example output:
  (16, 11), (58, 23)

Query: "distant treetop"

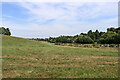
(0, 27), (11, 36)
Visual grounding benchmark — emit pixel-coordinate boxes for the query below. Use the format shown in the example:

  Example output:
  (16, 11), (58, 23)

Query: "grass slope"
(2, 35), (118, 78)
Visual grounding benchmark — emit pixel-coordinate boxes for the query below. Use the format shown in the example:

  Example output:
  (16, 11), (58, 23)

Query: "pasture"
(2, 35), (118, 78)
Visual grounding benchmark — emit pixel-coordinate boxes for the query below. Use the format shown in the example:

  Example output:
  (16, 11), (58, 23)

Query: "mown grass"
(2, 35), (118, 78)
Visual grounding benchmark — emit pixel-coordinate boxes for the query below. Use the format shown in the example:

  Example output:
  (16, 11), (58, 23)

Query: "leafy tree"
(0, 27), (6, 35)
(98, 31), (118, 44)
(33, 27), (120, 44)
(107, 27), (116, 32)
(74, 35), (94, 44)
(6, 28), (11, 36)
(88, 30), (95, 41)
(94, 30), (100, 40)
(0, 27), (11, 36)
(99, 32), (105, 36)
(81, 33), (87, 36)
(49, 37), (56, 43)
(115, 27), (120, 33)
(55, 36), (72, 43)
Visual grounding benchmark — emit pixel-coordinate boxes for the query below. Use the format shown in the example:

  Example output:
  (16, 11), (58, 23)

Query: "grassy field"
(2, 35), (118, 78)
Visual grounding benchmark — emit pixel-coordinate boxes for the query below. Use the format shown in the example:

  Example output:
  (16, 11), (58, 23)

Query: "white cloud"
(17, 2), (117, 23)
(1, 0), (119, 2)
(2, 2), (118, 38)
(3, 16), (117, 38)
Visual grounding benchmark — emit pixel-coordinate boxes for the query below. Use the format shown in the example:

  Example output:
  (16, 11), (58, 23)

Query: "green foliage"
(6, 28), (11, 36)
(98, 32), (120, 44)
(115, 27), (120, 33)
(109, 44), (117, 47)
(107, 27), (116, 32)
(94, 30), (100, 40)
(33, 27), (120, 44)
(99, 32), (105, 36)
(88, 30), (95, 41)
(0, 27), (6, 34)
(74, 35), (94, 44)
(50, 36), (73, 43)
(48, 37), (56, 43)
(55, 36), (72, 43)
(0, 27), (11, 36)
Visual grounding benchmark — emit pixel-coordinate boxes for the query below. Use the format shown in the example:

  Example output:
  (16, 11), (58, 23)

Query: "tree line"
(0, 27), (11, 36)
(32, 27), (120, 44)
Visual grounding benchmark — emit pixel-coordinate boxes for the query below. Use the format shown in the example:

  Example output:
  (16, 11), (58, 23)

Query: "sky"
(1, 1), (118, 38)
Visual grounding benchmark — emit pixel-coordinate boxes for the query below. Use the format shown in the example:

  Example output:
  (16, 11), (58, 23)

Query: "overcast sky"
(2, 1), (118, 38)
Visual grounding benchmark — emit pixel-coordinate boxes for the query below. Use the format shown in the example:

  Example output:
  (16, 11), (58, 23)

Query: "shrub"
(109, 44), (116, 47)
(74, 35), (94, 44)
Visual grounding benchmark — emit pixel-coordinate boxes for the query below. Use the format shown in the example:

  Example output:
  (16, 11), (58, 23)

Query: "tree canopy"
(0, 27), (11, 36)
(33, 27), (120, 44)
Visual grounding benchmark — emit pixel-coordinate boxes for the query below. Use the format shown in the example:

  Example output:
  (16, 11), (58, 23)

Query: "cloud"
(3, 16), (117, 38)
(18, 2), (117, 22)
(3, 2), (118, 24)
(2, 2), (118, 38)
(1, 0), (119, 2)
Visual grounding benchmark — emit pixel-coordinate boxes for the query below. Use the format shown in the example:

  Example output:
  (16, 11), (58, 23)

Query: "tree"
(46, 27), (119, 44)
(87, 30), (95, 41)
(115, 27), (120, 33)
(98, 31), (118, 44)
(6, 28), (11, 36)
(0, 27), (11, 36)
(55, 36), (72, 43)
(107, 27), (116, 32)
(75, 35), (94, 44)
(99, 32), (105, 36)
(94, 30), (100, 40)
(0, 27), (6, 35)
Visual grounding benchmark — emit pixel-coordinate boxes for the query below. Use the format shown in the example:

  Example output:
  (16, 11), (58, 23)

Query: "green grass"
(2, 35), (118, 78)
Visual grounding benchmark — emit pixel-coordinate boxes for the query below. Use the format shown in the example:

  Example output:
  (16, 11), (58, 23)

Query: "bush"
(98, 32), (119, 44)
(55, 43), (60, 45)
(83, 44), (89, 48)
(109, 44), (116, 47)
(74, 35), (94, 44)
(104, 44), (109, 47)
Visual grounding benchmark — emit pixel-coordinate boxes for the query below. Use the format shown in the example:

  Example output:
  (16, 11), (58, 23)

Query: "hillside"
(2, 35), (118, 78)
